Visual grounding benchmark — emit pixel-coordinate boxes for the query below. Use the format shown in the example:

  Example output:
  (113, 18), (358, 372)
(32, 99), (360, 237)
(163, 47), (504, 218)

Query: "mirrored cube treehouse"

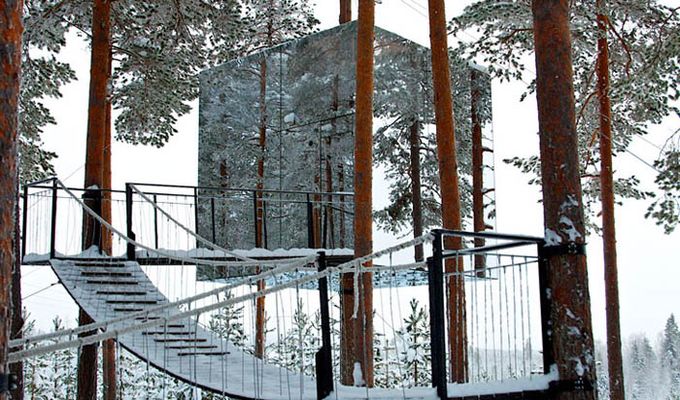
(198, 22), (495, 252)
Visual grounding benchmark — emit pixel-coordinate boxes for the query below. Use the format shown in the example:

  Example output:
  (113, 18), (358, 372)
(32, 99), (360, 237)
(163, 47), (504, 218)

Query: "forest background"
(19, 0), (679, 360)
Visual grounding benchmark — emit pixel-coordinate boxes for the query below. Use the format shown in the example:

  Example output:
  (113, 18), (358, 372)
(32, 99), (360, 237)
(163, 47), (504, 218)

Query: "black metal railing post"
(152, 194), (159, 250)
(315, 251), (333, 399)
(193, 187), (199, 248)
(125, 183), (136, 260)
(428, 229), (448, 399)
(49, 179), (58, 259)
(306, 194), (314, 248)
(537, 240), (555, 373)
(210, 196), (216, 244)
(21, 184), (28, 259)
(252, 190), (258, 247)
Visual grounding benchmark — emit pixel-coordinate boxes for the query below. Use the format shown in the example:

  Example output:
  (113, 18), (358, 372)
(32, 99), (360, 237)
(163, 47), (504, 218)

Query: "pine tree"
(271, 299), (320, 377)
(374, 49), (487, 243)
(208, 290), (247, 348)
(450, 0), (679, 233)
(18, 2), (75, 182)
(662, 314), (680, 399)
(625, 334), (659, 400)
(397, 299), (431, 387)
(594, 340), (611, 400)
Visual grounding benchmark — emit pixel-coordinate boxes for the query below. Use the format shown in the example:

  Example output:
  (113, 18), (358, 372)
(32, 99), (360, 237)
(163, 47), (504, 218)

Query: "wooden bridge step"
(87, 280), (138, 285)
(97, 290), (148, 296)
(177, 351), (230, 357)
(73, 261), (128, 267)
(142, 331), (196, 336)
(81, 271), (133, 277)
(165, 345), (218, 350)
(105, 299), (158, 305)
(153, 338), (208, 343)
(113, 307), (145, 312)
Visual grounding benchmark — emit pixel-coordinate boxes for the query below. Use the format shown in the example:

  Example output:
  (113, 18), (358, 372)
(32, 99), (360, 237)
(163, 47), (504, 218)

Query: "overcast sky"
(29, 0), (679, 342)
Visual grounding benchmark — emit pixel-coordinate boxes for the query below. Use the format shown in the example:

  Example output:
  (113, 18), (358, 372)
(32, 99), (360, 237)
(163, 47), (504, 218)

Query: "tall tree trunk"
(0, 3), (23, 393)
(101, 40), (116, 400)
(596, 1), (624, 398)
(79, 0), (111, 398)
(470, 69), (486, 271)
(341, 0), (375, 387)
(255, 56), (267, 359)
(77, 311), (98, 400)
(408, 119), (424, 262)
(427, 0), (467, 382)
(339, 0), (351, 24)
(531, 1), (597, 399)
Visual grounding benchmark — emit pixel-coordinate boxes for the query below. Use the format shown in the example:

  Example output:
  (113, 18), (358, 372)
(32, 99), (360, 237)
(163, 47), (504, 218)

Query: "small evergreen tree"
(662, 314), (680, 399)
(625, 334), (659, 400)
(397, 299), (431, 387)
(271, 299), (320, 377)
(208, 290), (247, 348)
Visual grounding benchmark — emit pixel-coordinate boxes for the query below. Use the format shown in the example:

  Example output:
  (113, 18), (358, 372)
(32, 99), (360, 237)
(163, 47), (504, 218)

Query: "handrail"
(129, 181), (355, 197)
(433, 228), (543, 243)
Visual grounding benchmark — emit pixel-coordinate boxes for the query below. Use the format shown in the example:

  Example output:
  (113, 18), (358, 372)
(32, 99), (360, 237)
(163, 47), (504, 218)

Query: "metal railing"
(427, 229), (553, 399)
(21, 177), (354, 262)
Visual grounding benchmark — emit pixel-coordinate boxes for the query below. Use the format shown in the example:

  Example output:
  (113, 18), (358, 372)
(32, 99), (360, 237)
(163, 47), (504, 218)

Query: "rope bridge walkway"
(13, 178), (563, 399)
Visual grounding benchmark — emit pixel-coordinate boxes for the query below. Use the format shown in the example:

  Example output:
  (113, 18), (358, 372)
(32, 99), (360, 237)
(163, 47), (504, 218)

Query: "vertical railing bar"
(315, 251), (333, 399)
(306, 194), (314, 249)
(252, 190), (258, 247)
(153, 194), (159, 250)
(428, 229), (448, 399)
(125, 183), (136, 260)
(193, 187), (199, 248)
(21, 184), (28, 259)
(210, 196), (216, 244)
(49, 179), (58, 259)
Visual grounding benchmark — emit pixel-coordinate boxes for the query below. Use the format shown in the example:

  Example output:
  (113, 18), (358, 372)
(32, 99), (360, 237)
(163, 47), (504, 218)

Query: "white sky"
(28, 0), (679, 343)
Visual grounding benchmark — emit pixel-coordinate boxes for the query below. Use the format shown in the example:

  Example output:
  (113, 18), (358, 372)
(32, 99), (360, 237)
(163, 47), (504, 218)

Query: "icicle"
(352, 260), (361, 319)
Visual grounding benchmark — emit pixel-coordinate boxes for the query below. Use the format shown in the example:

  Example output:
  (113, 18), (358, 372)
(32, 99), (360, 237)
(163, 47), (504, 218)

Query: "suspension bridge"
(12, 178), (563, 399)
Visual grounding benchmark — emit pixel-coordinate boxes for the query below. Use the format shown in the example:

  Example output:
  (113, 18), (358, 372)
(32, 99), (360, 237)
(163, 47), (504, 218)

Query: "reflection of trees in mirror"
(373, 38), (495, 257)
(200, 23), (495, 253)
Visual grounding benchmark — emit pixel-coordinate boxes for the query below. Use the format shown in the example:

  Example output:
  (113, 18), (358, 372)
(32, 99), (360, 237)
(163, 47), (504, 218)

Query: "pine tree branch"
(606, 17), (632, 77)
(499, 27), (532, 44)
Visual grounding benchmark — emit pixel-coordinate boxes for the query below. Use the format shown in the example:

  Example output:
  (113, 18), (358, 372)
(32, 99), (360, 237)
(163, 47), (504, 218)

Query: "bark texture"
(79, 0), (111, 398)
(339, 0), (351, 24)
(254, 55), (268, 359)
(596, 1), (624, 398)
(427, 0), (467, 382)
(101, 40), (115, 400)
(531, 1), (597, 399)
(0, 2), (23, 399)
(77, 311), (98, 400)
(341, 0), (375, 387)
